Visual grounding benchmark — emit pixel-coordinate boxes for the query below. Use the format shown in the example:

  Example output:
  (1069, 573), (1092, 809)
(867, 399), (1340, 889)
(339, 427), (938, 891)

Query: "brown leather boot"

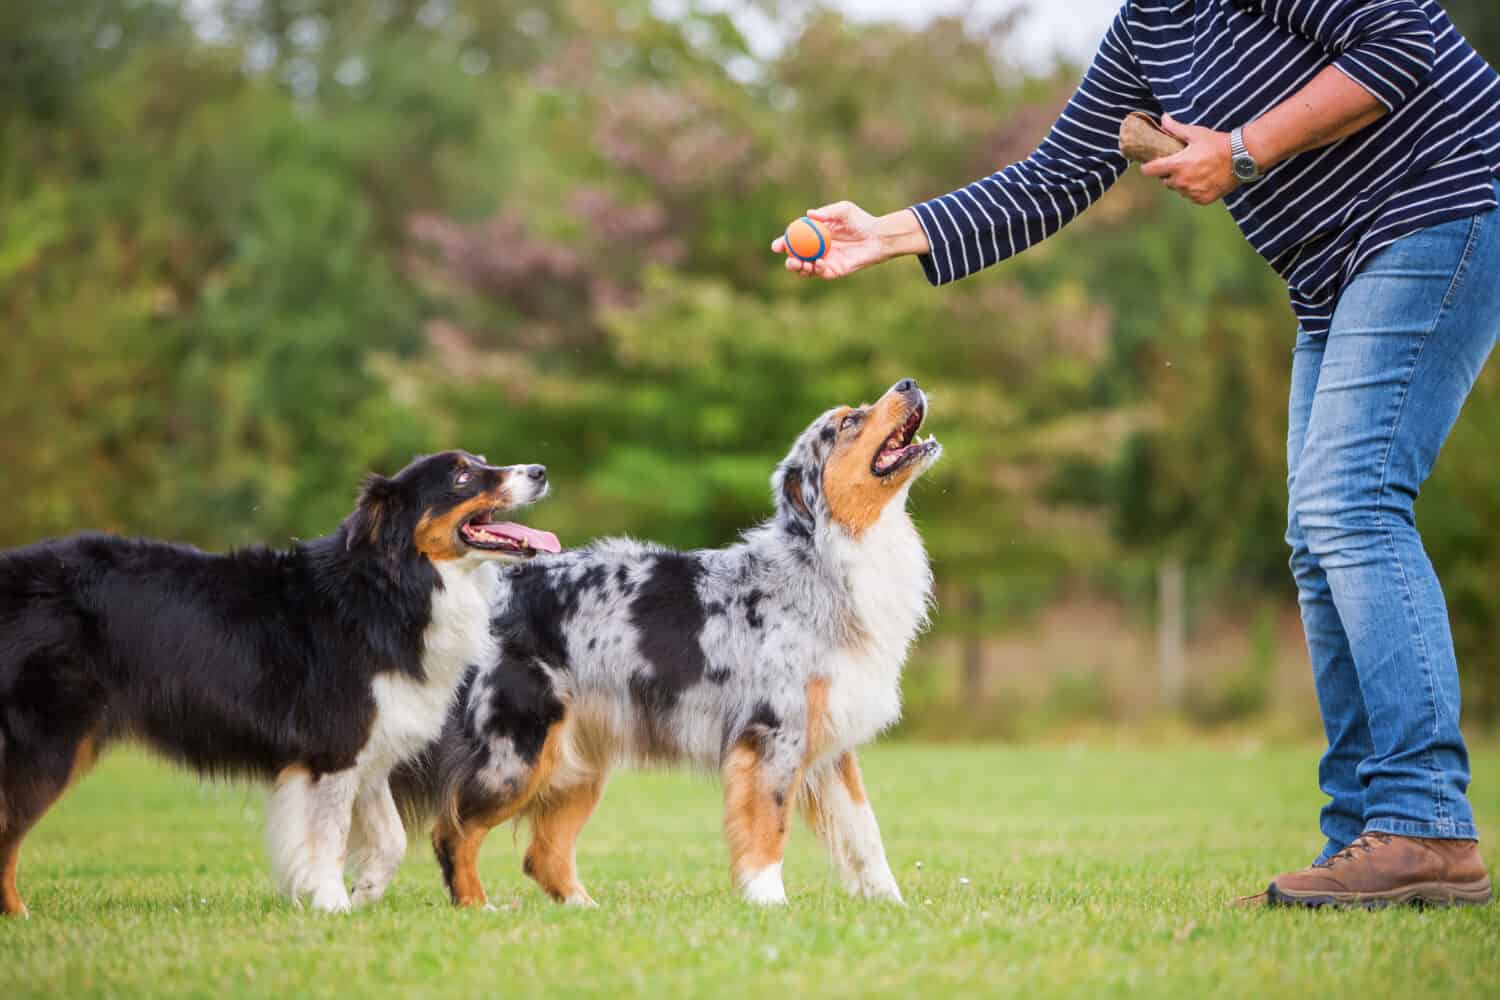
(1267, 831), (1492, 908)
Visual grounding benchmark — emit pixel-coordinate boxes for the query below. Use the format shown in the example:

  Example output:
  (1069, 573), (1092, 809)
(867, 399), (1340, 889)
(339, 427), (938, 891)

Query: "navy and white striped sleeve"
(908, 9), (1159, 287)
(1235, 0), (1437, 110)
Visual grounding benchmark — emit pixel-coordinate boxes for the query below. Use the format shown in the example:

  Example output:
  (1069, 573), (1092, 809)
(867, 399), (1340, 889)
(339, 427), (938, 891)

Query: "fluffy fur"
(394, 379), (940, 907)
(0, 450), (551, 917)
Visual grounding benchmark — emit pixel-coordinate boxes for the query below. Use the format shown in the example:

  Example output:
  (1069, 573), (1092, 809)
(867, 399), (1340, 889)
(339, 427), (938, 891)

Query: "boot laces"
(1315, 831), (1392, 869)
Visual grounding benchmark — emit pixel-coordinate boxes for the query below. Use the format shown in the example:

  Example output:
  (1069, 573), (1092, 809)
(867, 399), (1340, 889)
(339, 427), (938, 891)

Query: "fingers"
(780, 254), (846, 279)
(775, 235), (817, 276)
(1160, 114), (1212, 145)
(1160, 114), (1195, 142)
(1140, 156), (1179, 179)
(807, 201), (854, 224)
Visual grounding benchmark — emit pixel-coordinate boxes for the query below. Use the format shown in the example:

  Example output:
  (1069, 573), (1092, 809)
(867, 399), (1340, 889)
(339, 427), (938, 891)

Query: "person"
(774, 0), (1499, 908)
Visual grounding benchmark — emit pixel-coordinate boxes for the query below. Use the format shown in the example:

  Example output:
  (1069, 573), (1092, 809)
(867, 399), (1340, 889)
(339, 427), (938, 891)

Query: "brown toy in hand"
(1120, 112), (1187, 164)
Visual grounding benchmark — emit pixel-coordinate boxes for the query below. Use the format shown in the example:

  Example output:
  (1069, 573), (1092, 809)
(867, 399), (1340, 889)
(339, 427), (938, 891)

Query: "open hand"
(771, 202), (887, 280)
(1141, 115), (1239, 205)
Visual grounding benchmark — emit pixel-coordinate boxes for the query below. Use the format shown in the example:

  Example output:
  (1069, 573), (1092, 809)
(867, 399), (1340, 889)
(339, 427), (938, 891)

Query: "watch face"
(1233, 155), (1257, 180)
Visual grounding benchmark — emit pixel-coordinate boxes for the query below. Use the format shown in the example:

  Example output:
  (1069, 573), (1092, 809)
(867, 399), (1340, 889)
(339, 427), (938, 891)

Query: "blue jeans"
(1287, 191), (1500, 864)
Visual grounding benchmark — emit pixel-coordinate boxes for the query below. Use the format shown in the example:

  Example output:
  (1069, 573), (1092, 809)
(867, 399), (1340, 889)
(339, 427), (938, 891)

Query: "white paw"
(563, 890), (598, 908)
(310, 883), (353, 914)
(854, 868), (903, 904)
(482, 902), (499, 913)
(740, 864), (788, 906)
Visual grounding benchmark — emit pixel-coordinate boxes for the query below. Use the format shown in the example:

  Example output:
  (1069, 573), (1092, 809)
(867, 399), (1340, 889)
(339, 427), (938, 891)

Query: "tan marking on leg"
(275, 764), (311, 787)
(523, 778), (605, 904)
(435, 717), (571, 908)
(836, 752), (867, 806)
(722, 743), (799, 885)
(69, 731), (101, 784)
(804, 676), (831, 762)
(798, 752), (866, 842)
(433, 818), (489, 908)
(2, 835), (25, 917)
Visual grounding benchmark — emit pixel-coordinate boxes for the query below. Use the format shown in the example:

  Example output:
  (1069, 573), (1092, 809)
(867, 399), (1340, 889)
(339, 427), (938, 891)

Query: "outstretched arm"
(774, 9), (1159, 282)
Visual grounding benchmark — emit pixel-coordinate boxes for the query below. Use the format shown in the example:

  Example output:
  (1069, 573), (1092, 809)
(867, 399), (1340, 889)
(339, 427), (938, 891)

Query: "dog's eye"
(840, 413), (862, 432)
(455, 469), (472, 486)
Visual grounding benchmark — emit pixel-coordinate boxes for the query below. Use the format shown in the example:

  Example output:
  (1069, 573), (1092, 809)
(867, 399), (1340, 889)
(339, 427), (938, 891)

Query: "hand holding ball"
(783, 216), (830, 263)
(772, 202), (884, 281)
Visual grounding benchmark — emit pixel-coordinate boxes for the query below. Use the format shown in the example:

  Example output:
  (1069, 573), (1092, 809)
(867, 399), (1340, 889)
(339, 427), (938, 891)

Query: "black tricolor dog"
(0, 450), (558, 917)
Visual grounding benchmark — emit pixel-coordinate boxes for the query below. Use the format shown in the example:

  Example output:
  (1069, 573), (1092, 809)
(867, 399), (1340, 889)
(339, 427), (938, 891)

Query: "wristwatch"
(1230, 126), (1262, 185)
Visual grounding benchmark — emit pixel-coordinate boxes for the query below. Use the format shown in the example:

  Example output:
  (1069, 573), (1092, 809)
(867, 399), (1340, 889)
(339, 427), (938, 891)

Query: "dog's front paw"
(851, 870), (904, 905)
(310, 882), (353, 914)
(739, 864), (788, 906)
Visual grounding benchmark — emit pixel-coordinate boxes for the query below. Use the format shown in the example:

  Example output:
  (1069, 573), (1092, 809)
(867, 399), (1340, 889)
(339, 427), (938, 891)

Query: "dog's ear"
(777, 464), (816, 538)
(345, 473), (403, 552)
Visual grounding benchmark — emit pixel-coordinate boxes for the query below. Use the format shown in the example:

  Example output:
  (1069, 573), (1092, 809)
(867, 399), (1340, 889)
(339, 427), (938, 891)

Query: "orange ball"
(784, 216), (829, 262)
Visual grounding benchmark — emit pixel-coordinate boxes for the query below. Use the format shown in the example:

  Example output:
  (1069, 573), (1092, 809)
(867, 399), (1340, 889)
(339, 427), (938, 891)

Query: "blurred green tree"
(3, 0), (1496, 725)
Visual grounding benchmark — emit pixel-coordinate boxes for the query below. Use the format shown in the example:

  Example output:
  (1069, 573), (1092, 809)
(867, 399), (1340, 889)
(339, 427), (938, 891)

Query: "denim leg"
(1290, 205), (1500, 841)
(1285, 331), (1369, 863)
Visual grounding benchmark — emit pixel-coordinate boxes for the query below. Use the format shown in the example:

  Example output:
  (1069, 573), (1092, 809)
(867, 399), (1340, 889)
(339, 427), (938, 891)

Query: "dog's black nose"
(895, 378), (919, 393)
(526, 465), (547, 482)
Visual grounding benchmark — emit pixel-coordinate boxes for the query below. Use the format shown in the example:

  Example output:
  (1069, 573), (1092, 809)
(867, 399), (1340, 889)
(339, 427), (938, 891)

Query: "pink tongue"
(487, 522), (562, 554)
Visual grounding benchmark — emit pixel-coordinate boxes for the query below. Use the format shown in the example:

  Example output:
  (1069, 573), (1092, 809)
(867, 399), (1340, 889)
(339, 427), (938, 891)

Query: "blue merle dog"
(394, 379), (941, 907)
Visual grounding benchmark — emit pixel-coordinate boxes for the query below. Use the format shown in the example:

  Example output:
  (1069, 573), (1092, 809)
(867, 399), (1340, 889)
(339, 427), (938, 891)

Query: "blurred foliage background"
(3, 0), (1497, 738)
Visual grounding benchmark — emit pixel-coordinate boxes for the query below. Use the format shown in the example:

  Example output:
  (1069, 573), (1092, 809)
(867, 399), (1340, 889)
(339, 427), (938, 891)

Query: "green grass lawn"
(3, 744), (1497, 998)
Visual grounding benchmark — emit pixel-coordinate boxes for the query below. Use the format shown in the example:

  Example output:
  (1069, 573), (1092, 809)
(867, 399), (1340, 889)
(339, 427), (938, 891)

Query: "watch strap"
(1230, 127), (1261, 183)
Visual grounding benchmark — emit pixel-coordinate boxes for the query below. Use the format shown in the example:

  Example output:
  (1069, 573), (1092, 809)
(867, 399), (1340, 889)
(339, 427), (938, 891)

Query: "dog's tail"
(390, 667), (484, 832)
(391, 733), (499, 833)
(389, 744), (445, 832)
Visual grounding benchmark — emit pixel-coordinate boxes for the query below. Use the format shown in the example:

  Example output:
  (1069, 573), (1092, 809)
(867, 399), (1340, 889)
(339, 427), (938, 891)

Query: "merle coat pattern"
(396, 380), (941, 907)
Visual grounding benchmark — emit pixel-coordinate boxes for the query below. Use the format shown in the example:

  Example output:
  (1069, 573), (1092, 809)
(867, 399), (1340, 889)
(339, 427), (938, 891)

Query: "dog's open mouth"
(461, 510), (562, 556)
(871, 401), (938, 478)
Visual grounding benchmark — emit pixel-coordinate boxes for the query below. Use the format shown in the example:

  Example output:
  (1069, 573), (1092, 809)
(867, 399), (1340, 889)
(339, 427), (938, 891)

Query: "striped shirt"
(910, 0), (1500, 334)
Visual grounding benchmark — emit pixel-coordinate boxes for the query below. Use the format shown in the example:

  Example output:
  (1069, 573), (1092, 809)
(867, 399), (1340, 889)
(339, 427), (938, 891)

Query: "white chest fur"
(363, 559), (499, 772)
(822, 497), (932, 752)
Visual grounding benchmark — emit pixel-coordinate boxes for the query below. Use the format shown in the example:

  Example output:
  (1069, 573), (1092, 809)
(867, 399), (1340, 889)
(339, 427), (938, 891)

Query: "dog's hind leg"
(0, 723), (102, 918)
(799, 752), (902, 904)
(1, 833), (24, 918)
(348, 775), (407, 908)
(523, 776), (606, 907)
(268, 766), (358, 913)
(723, 729), (805, 905)
(432, 719), (569, 909)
